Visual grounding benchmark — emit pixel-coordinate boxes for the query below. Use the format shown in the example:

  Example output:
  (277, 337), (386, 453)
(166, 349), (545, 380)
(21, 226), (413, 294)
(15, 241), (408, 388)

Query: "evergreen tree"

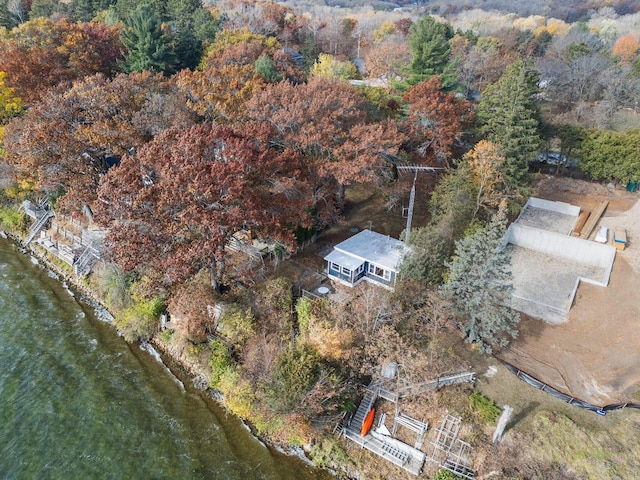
(114, 0), (165, 22)
(477, 60), (542, 192)
(30, 0), (63, 20)
(400, 162), (478, 285)
(67, 0), (116, 22)
(441, 206), (519, 354)
(406, 15), (455, 87)
(579, 129), (640, 183)
(254, 53), (281, 83)
(119, 5), (176, 74)
(172, 27), (202, 71)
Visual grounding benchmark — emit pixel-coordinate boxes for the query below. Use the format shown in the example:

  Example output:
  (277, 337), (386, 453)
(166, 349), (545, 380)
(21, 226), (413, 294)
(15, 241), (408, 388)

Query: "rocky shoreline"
(3, 230), (335, 478)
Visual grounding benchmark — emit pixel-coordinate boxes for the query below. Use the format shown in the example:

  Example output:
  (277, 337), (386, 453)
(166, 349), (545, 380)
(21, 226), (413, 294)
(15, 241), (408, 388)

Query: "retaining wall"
(525, 197), (581, 217)
(507, 224), (616, 285)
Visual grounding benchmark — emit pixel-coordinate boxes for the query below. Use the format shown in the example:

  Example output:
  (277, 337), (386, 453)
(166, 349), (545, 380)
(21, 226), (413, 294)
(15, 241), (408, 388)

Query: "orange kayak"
(360, 407), (375, 436)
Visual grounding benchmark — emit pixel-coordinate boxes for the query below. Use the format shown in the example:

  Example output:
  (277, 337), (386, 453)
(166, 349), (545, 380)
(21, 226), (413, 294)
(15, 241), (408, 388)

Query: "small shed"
(324, 229), (407, 290)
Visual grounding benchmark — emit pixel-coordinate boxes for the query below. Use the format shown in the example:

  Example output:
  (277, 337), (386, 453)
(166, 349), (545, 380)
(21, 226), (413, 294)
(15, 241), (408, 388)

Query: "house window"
(342, 266), (351, 276)
(330, 262), (340, 271)
(357, 263), (364, 274)
(368, 264), (391, 281)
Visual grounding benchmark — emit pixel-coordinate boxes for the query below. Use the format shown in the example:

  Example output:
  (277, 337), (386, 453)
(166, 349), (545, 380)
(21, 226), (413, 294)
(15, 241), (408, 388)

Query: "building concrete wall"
(526, 197), (581, 216)
(507, 224), (616, 279)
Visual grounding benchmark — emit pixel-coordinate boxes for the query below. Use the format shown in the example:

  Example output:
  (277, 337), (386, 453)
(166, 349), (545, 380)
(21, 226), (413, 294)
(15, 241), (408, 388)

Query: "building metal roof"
(324, 249), (365, 270)
(325, 229), (407, 272)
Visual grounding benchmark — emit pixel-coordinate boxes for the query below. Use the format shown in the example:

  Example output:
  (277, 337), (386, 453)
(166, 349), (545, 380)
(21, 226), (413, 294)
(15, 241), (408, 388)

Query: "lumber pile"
(571, 210), (590, 237)
(580, 201), (608, 239)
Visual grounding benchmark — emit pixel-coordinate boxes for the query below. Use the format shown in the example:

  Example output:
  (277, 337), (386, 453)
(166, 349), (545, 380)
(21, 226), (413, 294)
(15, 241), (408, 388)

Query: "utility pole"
(395, 165), (444, 245)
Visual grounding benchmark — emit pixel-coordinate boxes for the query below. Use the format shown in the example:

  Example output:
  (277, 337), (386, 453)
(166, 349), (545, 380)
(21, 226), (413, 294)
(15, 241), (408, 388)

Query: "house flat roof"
(325, 229), (407, 272)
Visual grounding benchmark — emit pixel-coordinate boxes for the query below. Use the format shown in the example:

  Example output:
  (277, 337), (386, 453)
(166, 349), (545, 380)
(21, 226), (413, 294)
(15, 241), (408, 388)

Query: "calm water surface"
(0, 238), (332, 480)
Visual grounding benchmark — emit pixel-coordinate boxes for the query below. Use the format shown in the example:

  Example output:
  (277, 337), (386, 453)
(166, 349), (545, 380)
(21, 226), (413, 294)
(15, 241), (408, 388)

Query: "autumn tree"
(62, 21), (123, 77)
(466, 140), (506, 217)
(402, 76), (473, 164)
(175, 29), (303, 122)
(612, 34), (639, 65)
(0, 18), (123, 104)
(95, 123), (314, 291)
(310, 53), (357, 80)
(198, 27), (302, 82)
(451, 34), (517, 96)
(441, 206), (519, 354)
(176, 64), (265, 123)
(478, 59), (541, 192)
(168, 269), (217, 343)
(363, 36), (410, 80)
(245, 77), (404, 225)
(3, 72), (194, 212)
(0, 71), (23, 123)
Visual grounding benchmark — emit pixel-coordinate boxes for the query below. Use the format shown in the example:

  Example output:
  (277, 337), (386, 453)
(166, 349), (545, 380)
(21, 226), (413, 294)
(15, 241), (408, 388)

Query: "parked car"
(537, 152), (580, 168)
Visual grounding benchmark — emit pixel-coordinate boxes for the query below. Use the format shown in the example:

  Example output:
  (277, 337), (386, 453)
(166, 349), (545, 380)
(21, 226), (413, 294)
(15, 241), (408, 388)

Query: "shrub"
(469, 390), (501, 423)
(217, 367), (256, 420)
(208, 340), (231, 389)
(159, 329), (173, 344)
(433, 469), (458, 480)
(265, 342), (320, 413)
(218, 306), (255, 346)
(309, 438), (349, 469)
(91, 262), (132, 313)
(114, 297), (164, 342)
(295, 296), (314, 336)
(0, 204), (24, 232)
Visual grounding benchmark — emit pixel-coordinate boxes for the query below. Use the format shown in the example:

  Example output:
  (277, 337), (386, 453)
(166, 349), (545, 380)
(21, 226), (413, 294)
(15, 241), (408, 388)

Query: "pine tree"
(441, 206), (519, 354)
(119, 5), (176, 74)
(67, 0), (117, 22)
(478, 60), (542, 192)
(406, 15), (455, 87)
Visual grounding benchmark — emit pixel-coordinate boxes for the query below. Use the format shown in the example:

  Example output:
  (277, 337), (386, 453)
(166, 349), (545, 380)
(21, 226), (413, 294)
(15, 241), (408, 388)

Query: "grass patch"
(469, 390), (501, 423)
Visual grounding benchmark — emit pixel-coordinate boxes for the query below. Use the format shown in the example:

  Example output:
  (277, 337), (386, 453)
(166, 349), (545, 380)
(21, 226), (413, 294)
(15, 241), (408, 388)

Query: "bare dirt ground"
(500, 175), (640, 405)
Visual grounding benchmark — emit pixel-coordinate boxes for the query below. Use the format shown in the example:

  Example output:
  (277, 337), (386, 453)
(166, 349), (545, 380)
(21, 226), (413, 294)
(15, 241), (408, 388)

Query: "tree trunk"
(210, 252), (225, 294)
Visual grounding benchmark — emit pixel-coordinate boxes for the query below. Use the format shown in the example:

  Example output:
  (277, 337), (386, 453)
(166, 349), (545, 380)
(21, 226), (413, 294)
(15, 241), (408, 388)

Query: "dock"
(341, 371), (476, 476)
(343, 428), (426, 475)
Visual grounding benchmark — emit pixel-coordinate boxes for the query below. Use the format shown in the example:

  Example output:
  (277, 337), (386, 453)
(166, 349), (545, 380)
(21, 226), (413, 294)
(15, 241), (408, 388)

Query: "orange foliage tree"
(612, 34), (640, 64)
(3, 72), (194, 212)
(246, 77), (404, 224)
(95, 123), (314, 290)
(0, 18), (122, 104)
(402, 76), (474, 164)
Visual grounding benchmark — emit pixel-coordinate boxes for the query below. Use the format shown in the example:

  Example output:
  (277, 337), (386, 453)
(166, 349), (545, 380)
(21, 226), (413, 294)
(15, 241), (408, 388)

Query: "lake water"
(0, 238), (332, 480)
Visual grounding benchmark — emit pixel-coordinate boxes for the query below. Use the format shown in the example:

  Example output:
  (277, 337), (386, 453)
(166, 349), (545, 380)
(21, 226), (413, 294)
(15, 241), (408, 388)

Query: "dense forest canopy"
(0, 0), (638, 301)
(0, 0), (638, 295)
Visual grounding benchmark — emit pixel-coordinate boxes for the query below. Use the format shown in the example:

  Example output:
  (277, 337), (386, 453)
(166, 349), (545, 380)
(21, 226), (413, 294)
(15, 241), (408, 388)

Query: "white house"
(324, 229), (407, 290)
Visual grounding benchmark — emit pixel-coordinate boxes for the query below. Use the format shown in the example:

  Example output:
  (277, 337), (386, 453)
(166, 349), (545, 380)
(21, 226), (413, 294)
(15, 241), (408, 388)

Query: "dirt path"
(500, 176), (640, 405)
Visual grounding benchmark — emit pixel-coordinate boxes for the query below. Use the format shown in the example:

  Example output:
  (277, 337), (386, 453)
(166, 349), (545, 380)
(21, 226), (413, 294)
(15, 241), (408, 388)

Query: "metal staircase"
(25, 210), (54, 245)
(348, 386), (378, 432)
(73, 241), (101, 275)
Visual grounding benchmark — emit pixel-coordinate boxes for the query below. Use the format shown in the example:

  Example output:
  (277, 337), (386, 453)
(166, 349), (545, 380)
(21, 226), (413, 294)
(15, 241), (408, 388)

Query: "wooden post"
(493, 405), (513, 444)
